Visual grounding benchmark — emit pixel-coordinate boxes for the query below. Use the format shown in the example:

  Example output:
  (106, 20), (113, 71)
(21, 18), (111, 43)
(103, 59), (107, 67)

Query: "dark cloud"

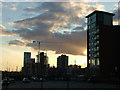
(73, 26), (84, 30)
(26, 31), (87, 56)
(5, 2), (105, 55)
(13, 22), (53, 40)
(9, 40), (25, 46)
(0, 24), (16, 36)
(113, 7), (120, 23)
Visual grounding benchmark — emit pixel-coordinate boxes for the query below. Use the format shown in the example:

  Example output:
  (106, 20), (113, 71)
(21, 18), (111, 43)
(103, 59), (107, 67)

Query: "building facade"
(86, 10), (120, 81)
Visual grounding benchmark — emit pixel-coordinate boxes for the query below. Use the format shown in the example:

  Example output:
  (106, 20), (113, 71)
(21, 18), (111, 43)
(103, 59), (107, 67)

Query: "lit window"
(89, 60), (91, 64)
(97, 47), (99, 50)
(97, 58), (100, 65)
(92, 59), (95, 65)
(97, 52), (99, 57)
(94, 54), (97, 57)
(89, 54), (91, 56)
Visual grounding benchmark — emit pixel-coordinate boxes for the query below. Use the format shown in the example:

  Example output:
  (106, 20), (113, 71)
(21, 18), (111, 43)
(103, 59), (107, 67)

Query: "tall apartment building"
(86, 10), (120, 81)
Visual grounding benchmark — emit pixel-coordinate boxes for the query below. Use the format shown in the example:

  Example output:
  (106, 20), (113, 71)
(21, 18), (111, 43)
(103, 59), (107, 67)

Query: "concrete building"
(86, 10), (120, 81)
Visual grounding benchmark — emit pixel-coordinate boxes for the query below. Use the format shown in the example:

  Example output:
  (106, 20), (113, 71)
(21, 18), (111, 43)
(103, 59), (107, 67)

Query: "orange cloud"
(10, 7), (17, 11)
(8, 22), (15, 25)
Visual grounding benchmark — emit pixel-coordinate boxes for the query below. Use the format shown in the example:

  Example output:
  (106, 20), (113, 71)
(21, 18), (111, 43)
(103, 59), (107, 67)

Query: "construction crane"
(32, 40), (62, 63)
(32, 40), (62, 90)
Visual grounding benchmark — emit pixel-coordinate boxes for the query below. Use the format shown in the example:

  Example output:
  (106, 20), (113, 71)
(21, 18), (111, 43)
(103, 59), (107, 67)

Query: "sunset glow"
(0, 1), (118, 71)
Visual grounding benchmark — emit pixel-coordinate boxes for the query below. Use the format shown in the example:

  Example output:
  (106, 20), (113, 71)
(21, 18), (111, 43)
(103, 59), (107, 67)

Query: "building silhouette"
(86, 10), (120, 81)
(39, 52), (49, 76)
(57, 55), (68, 69)
(57, 55), (68, 77)
(22, 52), (36, 76)
(24, 52), (31, 67)
(22, 52), (49, 77)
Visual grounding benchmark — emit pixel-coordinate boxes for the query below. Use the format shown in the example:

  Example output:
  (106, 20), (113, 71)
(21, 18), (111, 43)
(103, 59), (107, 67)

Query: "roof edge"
(86, 10), (115, 18)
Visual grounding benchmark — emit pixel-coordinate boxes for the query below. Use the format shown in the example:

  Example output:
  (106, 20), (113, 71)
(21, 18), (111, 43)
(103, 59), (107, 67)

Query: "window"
(94, 54), (97, 57)
(94, 43), (97, 46)
(91, 14), (96, 23)
(89, 60), (91, 64)
(91, 23), (96, 29)
(97, 47), (99, 49)
(97, 52), (99, 57)
(92, 59), (95, 65)
(98, 13), (103, 23)
(89, 54), (91, 57)
(88, 25), (90, 29)
(96, 41), (99, 45)
(96, 58), (100, 65)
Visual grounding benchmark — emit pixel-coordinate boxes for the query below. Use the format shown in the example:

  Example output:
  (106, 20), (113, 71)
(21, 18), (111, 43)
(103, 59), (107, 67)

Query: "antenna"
(9, 67), (10, 72)
(7, 61), (8, 71)
(46, 50), (47, 56)
(16, 66), (18, 72)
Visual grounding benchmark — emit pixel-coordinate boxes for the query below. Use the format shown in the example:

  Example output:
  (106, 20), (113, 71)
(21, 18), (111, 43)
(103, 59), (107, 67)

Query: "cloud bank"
(2, 2), (105, 56)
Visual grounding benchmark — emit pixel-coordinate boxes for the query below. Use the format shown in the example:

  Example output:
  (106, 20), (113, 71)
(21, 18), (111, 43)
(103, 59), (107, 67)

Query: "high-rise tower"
(24, 52), (31, 66)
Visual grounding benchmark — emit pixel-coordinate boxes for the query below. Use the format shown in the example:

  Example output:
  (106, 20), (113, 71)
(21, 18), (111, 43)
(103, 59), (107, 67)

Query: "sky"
(0, 0), (119, 71)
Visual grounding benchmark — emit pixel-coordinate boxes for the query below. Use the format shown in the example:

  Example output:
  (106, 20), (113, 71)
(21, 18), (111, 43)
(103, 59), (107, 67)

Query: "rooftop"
(86, 10), (115, 18)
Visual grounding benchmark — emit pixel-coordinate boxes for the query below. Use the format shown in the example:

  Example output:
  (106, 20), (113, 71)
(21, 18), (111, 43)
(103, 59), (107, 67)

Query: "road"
(6, 81), (120, 89)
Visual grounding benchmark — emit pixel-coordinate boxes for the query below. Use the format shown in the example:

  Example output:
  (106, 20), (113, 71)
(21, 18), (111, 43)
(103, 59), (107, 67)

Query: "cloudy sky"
(0, 1), (119, 71)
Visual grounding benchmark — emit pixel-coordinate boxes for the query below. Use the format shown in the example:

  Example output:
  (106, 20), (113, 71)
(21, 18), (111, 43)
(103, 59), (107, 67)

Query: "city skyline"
(0, 1), (119, 71)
